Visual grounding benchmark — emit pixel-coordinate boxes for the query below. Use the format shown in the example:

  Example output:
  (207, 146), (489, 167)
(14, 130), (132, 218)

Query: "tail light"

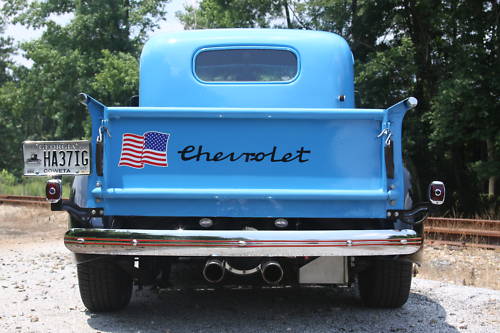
(428, 181), (445, 205)
(46, 179), (62, 203)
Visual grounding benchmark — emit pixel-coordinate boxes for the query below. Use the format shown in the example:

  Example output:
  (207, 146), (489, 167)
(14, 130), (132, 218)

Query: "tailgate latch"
(96, 121), (111, 176)
(377, 122), (394, 178)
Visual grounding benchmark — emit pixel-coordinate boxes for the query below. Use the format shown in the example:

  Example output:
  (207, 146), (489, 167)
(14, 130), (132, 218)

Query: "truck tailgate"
(88, 104), (409, 218)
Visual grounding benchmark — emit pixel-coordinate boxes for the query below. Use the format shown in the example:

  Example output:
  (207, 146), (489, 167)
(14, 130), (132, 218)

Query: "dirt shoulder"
(0, 205), (498, 290)
(0, 205), (68, 248)
(419, 244), (500, 290)
(0, 205), (499, 332)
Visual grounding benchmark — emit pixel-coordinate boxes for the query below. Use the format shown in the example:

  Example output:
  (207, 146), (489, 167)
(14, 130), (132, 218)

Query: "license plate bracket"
(23, 140), (91, 176)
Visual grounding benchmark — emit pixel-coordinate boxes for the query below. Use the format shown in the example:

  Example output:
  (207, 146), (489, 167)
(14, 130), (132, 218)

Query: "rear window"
(195, 48), (298, 82)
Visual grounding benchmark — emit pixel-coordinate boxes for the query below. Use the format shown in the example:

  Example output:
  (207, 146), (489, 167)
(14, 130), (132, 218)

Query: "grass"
(0, 170), (72, 197)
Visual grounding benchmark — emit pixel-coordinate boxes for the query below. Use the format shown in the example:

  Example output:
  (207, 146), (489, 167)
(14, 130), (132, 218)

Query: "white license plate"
(23, 140), (91, 176)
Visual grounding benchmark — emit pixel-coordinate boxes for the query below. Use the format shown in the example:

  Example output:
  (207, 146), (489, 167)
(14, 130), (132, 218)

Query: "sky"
(3, 0), (195, 65)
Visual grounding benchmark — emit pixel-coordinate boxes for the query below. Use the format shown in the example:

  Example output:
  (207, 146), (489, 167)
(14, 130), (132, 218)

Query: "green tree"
(0, 36), (13, 85)
(0, 0), (170, 174)
(179, 0), (499, 216)
(0, 17), (18, 172)
(177, 0), (292, 29)
(427, 1), (499, 205)
(90, 49), (139, 110)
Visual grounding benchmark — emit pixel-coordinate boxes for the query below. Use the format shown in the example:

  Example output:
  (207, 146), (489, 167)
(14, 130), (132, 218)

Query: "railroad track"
(425, 217), (500, 250)
(0, 194), (48, 206)
(1, 195), (498, 249)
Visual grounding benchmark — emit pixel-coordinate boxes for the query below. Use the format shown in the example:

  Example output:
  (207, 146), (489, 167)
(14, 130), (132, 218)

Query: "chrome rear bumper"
(64, 228), (421, 257)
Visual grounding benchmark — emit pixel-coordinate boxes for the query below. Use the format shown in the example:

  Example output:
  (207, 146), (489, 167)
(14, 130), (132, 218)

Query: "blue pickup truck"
(23, 29), (445, 311)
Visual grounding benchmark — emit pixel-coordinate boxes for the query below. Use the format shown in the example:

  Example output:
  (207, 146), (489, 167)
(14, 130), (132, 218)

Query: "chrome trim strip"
(64, 228), (421, 257)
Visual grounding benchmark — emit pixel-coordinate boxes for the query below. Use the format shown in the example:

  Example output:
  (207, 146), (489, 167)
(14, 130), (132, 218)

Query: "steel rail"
(0, 195), (48, 206)
(0, 195), (46, 201)
(427, 217), (500, 225)
(424, 226), (500, 238)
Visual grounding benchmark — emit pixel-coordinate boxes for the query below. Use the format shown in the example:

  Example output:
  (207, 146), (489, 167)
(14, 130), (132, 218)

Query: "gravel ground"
(419, 245), (500, 290)
(0, 206), (499, 332)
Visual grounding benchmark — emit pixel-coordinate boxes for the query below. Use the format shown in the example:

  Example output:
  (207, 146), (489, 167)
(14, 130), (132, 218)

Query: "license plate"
(23, 140), (91, 176)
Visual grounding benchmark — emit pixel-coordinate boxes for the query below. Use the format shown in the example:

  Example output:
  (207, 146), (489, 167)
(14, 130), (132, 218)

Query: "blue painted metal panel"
(82, 95), (104, 209)
(139, 29), (354, 109)
(82, 104), (410, 218)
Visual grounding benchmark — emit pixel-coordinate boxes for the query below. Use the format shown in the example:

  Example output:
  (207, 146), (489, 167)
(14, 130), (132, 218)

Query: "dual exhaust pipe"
(260, 261), (284, 285)
(202, 259), (284, 285)
(203, 259), (226, 283)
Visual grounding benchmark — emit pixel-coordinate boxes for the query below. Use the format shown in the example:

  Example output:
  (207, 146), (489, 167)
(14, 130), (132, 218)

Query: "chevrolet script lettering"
(177, 145), (311, 163)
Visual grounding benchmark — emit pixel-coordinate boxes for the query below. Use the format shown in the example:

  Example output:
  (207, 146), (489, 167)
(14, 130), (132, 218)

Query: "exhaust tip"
(203, 259), (225, 283)
(261, 261), (284, 285)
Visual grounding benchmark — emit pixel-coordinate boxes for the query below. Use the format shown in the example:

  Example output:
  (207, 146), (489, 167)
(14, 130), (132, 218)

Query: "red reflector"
(46, 179), (62, 203)
(429, 181), (445, 205)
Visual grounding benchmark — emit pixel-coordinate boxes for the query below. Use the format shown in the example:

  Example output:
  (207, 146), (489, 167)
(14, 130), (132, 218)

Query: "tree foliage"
(0, 17), (17, 172)
(177, 0), (499, 216)
(0, 0), (169, 174)
(0, 0), (498, 216)
(177, 0), (287, 29)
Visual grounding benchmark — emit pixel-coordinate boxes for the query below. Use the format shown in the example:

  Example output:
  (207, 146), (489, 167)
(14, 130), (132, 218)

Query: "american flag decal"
(118, 131), (170, 168)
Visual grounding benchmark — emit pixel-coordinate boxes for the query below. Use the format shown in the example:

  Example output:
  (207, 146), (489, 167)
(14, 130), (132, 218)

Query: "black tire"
(77, 258), (133, 312)
(358, 259), (412, 308)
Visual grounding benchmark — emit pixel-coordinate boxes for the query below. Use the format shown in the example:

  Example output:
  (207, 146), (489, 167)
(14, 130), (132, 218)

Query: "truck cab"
(24, 29), (445, 312)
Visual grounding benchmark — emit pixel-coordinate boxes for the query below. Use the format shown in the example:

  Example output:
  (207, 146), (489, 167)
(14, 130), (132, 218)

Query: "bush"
(0, 169), (71, 197)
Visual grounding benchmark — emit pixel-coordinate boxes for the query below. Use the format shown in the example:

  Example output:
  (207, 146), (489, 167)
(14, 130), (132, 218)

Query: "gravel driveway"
(1, 241), (499, 332)
(0, 206), (499, 332)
